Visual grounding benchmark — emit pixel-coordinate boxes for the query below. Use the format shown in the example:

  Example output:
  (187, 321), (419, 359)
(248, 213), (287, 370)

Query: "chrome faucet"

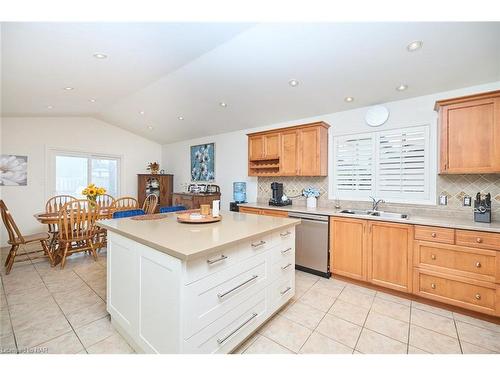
(370, 196), (385, 212)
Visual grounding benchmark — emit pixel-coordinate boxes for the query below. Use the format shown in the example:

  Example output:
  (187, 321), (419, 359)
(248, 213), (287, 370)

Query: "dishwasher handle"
(288, 213), (329, 222)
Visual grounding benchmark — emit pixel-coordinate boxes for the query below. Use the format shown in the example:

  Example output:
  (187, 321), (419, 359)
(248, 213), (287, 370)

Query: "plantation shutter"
(376, 127), (428, 200)
(335, 134), (374, 196)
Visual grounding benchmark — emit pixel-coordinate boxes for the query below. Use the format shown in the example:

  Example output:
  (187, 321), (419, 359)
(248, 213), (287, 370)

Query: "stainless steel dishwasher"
(288, 212), (330, 278)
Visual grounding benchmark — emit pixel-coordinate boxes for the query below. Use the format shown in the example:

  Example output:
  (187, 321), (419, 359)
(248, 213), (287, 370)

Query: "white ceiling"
(2, 22), (500, 144)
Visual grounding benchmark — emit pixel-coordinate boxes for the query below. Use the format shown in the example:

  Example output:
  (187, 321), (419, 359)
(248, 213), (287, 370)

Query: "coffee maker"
(474, 192), (492, 223)
(269, 182), (292, 206)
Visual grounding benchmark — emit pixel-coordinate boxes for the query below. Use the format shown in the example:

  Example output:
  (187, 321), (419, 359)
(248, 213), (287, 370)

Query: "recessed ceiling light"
(139, 111), (145, 115)
(406, 41), (423, 52)
(93, 53), (108, 59)
(63, 87), (74, 91)
(344, 96), (354, 102)
(178, 116), (184, 121)
(396, 84), (408, 91)
(219, 102), (227, 108)
(47, 105), (53, 109)
(288, 79), (299, 87)
(147, 125), (154, 130)
(89, 98), (96, 103)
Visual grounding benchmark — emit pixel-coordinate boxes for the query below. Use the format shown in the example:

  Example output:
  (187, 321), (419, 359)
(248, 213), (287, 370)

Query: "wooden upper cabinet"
(436, 90), (500, 174)
(280, 130), (299, 175)
(247, 122), (329, 176)
(248, 135), (265, 160)
(367, 221), (413, 293)
(330, 217), (367, 281)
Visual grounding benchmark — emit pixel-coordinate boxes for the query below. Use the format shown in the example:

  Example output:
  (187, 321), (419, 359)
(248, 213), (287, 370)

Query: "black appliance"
(269, 182), (292, 206)
(474, 192), (492, 223)
(229, 202), (240, 212)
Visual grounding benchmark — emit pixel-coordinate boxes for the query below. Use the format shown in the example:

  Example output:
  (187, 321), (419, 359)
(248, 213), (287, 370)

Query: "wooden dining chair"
(112, 197), (139, 212)
(45, 195), (77, 234)
(0, 200), (54, 274)
(142, 194), (158, 214)
(57, 199), (99, 268)
(95, 194), (115, 218)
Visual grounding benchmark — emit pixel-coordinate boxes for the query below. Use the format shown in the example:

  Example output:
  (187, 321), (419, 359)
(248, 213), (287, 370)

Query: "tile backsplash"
(257, 174), (500, 219)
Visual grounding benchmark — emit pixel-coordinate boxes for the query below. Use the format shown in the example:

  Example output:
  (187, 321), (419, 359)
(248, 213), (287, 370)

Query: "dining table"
(34, 208), (112, 264)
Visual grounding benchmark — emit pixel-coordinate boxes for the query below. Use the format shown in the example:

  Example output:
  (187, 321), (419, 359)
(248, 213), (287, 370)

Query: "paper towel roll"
(212, 200), (220, 217)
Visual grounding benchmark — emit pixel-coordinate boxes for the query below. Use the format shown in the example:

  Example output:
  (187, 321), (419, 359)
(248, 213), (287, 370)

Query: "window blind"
(377, 128), (427, 196)
(335, 135), (374, 194)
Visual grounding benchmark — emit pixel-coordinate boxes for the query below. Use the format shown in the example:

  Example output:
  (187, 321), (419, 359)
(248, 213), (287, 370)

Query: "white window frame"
(46, 148), (122, 199)
(329, 124), (436, 205)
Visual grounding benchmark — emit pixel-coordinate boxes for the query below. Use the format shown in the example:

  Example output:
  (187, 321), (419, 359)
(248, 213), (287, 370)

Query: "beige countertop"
(239, 202), (500, 233)
(98, 210), (301, 261)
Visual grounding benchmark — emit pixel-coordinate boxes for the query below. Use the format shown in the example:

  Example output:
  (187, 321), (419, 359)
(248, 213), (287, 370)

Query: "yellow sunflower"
(82, 188), (89, 195)
(97, 187), (106, 195)
(88, 187), (97, 196)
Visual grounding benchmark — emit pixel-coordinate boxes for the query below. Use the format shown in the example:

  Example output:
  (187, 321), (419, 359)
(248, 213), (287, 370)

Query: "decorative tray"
(131, 213), (170, 221)
(176, 209), (222, 224)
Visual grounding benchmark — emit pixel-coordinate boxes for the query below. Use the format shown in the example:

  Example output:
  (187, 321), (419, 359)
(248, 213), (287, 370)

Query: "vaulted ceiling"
(2, 22), (500, 143)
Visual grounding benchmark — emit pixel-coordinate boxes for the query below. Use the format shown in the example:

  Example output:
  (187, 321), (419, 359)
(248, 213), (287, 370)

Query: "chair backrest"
(159, 205), (186, 214)
(45, 195), (77, 214)
(142, 194), (158, 214)
(95, 194), (115, 209)
(112, 209), (145, 219)
(0, 200), (24, 244)
(112, 197), (139, 212)
(58, 199), (99, 242)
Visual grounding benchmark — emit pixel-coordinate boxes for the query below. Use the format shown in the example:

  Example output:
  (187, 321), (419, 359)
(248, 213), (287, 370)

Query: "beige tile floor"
(1, 245), (499, 354)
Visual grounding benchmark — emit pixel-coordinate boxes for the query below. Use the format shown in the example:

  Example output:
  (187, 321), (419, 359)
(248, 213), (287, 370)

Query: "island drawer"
(413, 269), (499, 316)
(414, 225), (455, 244)
(268, 274), (294, 312)
(183, 290), (267, 354)
(269, 250), (295, 283)
(455, 230), (500, 251)
(238, 232), (279, 261)
(414, 241), (498, 282)
(183, 252), (269, 339)
(184, 243), (244, 285)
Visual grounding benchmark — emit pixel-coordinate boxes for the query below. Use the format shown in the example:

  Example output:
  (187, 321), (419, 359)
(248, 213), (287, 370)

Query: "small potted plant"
(303, 187), (320, 208)
(147, 162), (160, 174)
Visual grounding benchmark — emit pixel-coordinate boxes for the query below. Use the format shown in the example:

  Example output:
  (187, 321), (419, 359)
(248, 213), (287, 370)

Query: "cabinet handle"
(280, 231), (291, 237)
(281, 263), (292, 270)
(216, 312), (258, 345)
(431, 232), (437, 238)
(207, 254), (228, 265)
(476, 237), (483, 243)
(475, 261), (481, 268)
(280, 286), (292, 295)
(281, 247), (292, 254)
(431, 283), (436, 289)
(217, 275), (259, 299)
(475, 293), (481, 300)
(431, 254), (436, 260)
(251, 240), (266, 248)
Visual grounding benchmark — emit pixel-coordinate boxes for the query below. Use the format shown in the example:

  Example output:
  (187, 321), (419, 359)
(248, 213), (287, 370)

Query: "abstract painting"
(0, 154), (28, 186)
(190, 143), (215, 181)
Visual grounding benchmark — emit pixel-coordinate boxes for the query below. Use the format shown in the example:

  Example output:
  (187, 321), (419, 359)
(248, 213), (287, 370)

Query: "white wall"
(0, 117), (162, 245)
(162, 81), (500, 205)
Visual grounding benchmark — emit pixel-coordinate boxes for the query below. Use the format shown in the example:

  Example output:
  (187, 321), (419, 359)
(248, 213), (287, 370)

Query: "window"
(332, 125), (431, 204)
(50, 151), (120, 198)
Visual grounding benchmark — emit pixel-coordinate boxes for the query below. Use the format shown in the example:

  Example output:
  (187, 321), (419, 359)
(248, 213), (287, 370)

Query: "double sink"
(339, 209), (408, 219)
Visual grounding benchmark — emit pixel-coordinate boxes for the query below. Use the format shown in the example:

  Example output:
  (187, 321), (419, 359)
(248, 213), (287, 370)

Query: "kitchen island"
(97, 211), (300, 354)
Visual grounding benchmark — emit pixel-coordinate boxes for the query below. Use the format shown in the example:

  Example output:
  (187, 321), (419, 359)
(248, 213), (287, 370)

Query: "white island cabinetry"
(102, 213), (298, 354)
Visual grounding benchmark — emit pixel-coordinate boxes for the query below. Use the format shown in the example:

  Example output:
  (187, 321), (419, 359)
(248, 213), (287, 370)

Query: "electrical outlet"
(439, 195), (448, 205)
(463, 196), (472, 207)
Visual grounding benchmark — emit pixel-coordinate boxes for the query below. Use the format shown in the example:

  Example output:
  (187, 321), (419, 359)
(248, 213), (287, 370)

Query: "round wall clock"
(365, 105), (390, 127)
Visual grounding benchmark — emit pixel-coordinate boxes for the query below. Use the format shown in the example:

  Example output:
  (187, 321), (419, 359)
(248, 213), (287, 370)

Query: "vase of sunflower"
(82, 184), (106, 208)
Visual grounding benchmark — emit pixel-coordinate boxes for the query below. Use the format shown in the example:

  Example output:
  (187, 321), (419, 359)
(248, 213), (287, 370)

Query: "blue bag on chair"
(159, 206), (186, 213)
(112, 209), (145, 219)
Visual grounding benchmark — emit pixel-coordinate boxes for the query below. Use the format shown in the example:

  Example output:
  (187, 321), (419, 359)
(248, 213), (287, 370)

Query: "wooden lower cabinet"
(330, 218), (367, 281)
(172, 193), (221, 210)
(413, 269), (500, 316)
(238, 206), (289, 218)
(367, 221), (413, 293)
